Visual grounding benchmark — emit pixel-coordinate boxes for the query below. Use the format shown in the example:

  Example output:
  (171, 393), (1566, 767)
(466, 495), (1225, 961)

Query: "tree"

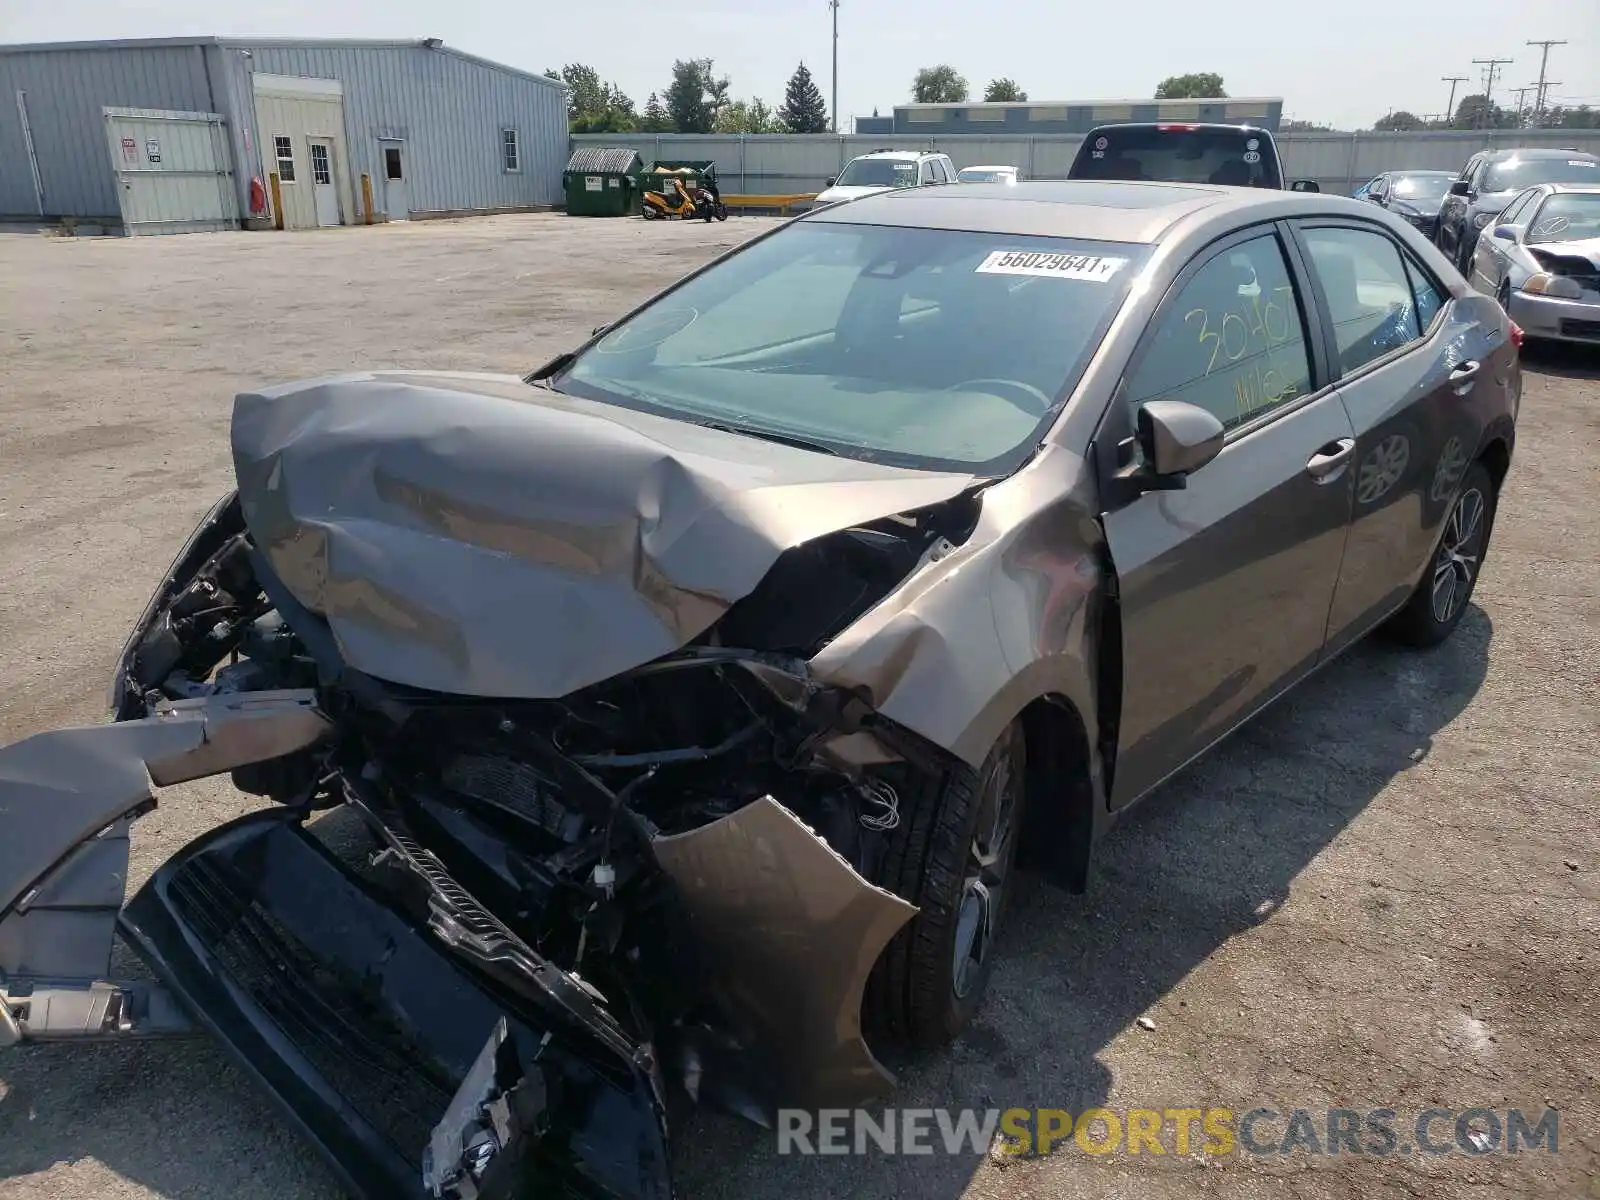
(1372, 111), (1424, 132)
(912, 65), (968, 104)
(1282, 119), (1335, 132)
(748, 98), (782, 134)
(779, 61), (830, 133)
(640, 92), (672, 133)
(1548, 104), (1599, 130)
(545, 64), (635, 131)
(1452, 93), (1514, 130)
(667, 58), (730, 133)
(983, 78), (1027, 103)
(1155, 72), (1226, 99)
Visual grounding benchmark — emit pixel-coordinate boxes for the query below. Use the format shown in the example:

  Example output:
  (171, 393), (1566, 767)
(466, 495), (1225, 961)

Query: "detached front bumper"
(119, 810), (674, 1200)
(1507, 290), (1600, 344)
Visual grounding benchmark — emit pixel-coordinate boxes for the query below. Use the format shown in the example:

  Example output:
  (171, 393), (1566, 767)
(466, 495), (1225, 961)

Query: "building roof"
(0, 35), (564, 91)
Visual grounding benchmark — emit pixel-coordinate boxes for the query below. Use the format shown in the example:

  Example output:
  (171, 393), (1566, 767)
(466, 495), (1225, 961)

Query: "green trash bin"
(563, 146), (645, 216)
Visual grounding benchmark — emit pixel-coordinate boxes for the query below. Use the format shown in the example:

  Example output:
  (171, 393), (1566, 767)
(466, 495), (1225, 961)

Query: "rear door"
(1096, 224), (1356, 807)
(1291, 219), (1505, 653)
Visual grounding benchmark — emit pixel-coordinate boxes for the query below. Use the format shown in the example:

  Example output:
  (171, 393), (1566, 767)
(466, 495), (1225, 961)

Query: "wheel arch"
(1015, 692), (1108, 894)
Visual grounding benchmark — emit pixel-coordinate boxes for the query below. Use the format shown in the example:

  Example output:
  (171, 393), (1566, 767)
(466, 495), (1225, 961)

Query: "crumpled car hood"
(232, 370), (976, 698)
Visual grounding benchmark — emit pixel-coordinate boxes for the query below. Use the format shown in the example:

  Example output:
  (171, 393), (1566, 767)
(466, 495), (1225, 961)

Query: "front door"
(382, 143), (408, 222)
(1295, 220), (1504, 654)
(309, 139), (340, 227)
(1099, 226), (1356, 806)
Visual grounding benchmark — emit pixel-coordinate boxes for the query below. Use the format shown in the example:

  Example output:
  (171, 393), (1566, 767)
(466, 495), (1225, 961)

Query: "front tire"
(866, 721), (1028, 1046)
(1383, 461), (1496, 647)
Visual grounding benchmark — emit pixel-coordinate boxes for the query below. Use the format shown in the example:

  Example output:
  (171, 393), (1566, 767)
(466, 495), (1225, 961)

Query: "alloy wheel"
(951, 751), (1021, 999)
(1431, 486), (1487, 624)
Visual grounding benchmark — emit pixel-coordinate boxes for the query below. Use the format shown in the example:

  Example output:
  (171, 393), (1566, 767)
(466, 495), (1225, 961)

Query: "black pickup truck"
(1068, 122), (1320, 192)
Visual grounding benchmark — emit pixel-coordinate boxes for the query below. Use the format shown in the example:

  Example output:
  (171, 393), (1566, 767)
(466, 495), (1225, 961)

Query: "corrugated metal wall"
(218, 42), (567, 215)
(103, 106), (238, 234)
(573, 129), (1600, 198)
(0, 43), (223, 218)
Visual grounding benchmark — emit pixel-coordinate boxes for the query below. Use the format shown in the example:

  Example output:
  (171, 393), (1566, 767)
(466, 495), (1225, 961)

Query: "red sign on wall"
(121, 136), (138, 163)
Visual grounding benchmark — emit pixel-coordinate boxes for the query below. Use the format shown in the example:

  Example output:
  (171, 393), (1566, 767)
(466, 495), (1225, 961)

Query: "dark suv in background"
(1067, 122), (1320, 192)
(1436, 147), (1600, 273)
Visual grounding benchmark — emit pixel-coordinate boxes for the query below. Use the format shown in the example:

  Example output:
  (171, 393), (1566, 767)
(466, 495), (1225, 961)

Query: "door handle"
(1449, 359), (1481, 392)
(1305, 438), (1356, 480)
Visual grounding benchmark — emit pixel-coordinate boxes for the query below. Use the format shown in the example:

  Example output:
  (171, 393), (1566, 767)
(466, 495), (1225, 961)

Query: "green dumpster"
(638, 159), (719, 199)
(563, 146), (645, 216)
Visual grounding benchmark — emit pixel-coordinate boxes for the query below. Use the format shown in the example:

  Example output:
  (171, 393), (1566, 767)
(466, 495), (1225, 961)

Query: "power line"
(1526, 39), (1567, 113)
(1441, 75), (1469, 121)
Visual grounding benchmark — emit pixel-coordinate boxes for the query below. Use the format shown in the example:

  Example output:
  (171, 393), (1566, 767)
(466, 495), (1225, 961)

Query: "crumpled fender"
(652, 795), (917, 1113)
(0, 690), (330, 918)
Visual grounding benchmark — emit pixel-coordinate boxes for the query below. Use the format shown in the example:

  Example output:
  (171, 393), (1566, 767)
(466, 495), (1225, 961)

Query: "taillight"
(1509, 321), (1525, 351)
(1156, 123), (1199, 131)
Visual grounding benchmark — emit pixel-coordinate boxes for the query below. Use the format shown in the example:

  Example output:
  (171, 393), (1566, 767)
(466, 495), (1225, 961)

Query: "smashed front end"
(2, 374), (992, 1199)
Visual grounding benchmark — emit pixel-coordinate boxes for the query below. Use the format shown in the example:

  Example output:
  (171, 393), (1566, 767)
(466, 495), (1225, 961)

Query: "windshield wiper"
(695, 420), (842, 456)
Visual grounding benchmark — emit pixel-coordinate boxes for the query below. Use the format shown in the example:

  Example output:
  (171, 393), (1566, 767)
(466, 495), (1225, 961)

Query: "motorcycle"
(642, 178), (727, 222)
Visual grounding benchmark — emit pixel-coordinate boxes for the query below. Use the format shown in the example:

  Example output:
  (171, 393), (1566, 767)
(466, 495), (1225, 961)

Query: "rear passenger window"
(1404, 256), (1445, 332)
(1302, 227), (1421, 374)
(1123, 233), (1312, 432)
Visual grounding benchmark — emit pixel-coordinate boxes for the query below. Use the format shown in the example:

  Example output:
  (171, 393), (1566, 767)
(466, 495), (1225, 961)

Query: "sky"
(3, 0), (1596, 131)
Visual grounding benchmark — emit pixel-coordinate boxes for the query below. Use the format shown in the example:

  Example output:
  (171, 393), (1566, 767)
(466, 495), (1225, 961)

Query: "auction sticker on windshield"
(976, 251), (1128, 281)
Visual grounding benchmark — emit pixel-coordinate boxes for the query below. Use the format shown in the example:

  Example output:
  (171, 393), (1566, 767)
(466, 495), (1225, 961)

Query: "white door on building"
(382, 143), (409, 221)
(309, 139), (340, 226)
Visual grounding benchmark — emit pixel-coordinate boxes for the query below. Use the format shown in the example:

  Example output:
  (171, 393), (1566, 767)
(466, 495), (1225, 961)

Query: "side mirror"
(1491, 224), (1519, 241)
(1290, 179), (1320, 193)
(1449, 180), (1470, 196)
(1130, 400), (1225, 489)
(824, 177), (836, 187)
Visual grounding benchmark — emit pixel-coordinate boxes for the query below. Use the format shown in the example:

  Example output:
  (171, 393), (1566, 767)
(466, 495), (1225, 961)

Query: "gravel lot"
(1, 214), (1596, 1200)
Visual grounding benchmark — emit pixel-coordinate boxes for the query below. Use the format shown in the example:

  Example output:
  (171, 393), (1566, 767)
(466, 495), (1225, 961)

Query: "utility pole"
(1511, 86), (1535, 127)
(1526, 39), (1566, 114)
(829, 0), (840, 134)
(1441, 75), (1469, 125)
(1471, 57), (1513, 127)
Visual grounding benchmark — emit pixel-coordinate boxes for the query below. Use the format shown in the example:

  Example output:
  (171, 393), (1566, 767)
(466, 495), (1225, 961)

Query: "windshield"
(1070, 127), (1283, 188)
(1390, 173), (1453, 203)
(835, 158), (919, 188)
(1483, 156), (1600, 193)
(958, 168), (1014, 183)
(1526, 193), (1600, 244)
(557, 222), (1148, 473)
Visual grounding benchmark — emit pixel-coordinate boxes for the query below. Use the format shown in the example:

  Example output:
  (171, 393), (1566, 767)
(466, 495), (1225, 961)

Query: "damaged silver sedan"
(1, 182), (1518, 1198)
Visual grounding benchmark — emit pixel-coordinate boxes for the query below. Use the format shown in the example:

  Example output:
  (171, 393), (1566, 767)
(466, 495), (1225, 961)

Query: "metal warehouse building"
(854, 97), (1284, 136)
(0, 36), (568, 233)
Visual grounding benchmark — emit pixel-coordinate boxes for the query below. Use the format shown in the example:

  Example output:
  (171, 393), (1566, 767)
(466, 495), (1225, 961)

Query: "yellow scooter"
(642, 178), (727, 222)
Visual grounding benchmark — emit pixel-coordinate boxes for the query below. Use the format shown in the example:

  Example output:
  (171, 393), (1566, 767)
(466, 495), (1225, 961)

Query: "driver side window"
(919, 161), (936, 185)
(1123, 233), (1313, 433)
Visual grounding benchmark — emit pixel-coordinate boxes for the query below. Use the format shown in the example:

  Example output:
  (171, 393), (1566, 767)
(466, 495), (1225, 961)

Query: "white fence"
(573, 128), (1600, 197)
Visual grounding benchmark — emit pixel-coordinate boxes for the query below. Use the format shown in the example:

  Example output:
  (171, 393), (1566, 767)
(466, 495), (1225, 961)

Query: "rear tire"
(1383, 461), (1496, 648)
(866, 721), (1028, 1047)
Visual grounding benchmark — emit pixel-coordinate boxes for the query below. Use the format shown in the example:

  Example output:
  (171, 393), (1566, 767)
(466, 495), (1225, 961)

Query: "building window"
(273, 135), (296, 182)
(502, 127), (520, 172)
(384, 146), (403, 180)
(310, 143), (332, 186)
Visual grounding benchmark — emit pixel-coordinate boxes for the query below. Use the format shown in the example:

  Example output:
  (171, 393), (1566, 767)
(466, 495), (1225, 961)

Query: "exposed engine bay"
(54, 483), (981, 1197)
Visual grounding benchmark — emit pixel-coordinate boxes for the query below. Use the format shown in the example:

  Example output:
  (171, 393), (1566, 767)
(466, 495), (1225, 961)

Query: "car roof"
(804, 179), (1361, 243)
(853, 148), (941, 160)
(960, 164), (1017, 172)
(1083, 120), (1272, 135)
(1546, 181), (1600, 195)
(1483, 147), (1600, 161)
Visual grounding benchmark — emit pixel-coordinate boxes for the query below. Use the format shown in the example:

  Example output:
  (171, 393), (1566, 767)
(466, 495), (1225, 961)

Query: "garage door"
(104, 107), (239, 236)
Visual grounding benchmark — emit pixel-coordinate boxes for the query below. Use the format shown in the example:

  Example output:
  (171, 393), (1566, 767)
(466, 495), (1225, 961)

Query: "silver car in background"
(957, 164), (1019, 184)
(1469, 182), (1600, 345)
